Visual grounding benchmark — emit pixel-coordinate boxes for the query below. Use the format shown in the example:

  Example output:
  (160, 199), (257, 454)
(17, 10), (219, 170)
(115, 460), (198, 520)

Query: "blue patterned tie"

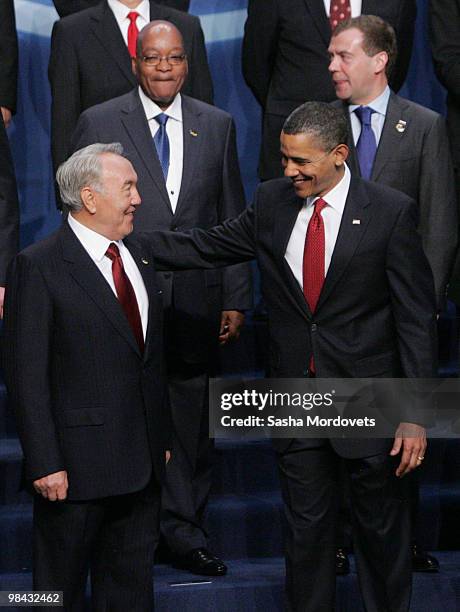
(153, 113), (170, 180)
(354, 106), (377, 180)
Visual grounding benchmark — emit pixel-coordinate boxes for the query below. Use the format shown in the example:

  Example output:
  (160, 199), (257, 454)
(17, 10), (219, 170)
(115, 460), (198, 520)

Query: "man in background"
(53, 0), (189, 18)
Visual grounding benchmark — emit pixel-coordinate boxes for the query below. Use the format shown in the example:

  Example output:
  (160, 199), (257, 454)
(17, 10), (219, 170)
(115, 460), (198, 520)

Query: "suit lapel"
(303, 0), (331, 45)
(60, 224), (141, 357)
(316, 178), (372, 310)
(371, 93), (408, 182)
(175, 97), (203, 217)
(273, 188), (312, 319)
(120, 91), (172, 212)
(89, 2), (136, 86)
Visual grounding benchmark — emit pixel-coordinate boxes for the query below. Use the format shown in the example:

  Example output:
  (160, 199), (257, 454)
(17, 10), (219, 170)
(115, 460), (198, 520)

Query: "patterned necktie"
(303, 198), (327, 373)
(105, 243), (144, 353)
(355, 106), (377, 180)
(329, 0), (351, 30)
(153, 113), (170, 180)
(127, 11), (139, 58)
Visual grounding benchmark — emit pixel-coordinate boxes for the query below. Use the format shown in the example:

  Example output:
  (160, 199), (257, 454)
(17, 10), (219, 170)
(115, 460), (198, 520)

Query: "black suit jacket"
(0, 0), (18, 113)
(242, 0), (416, 113)
(147, 176), (438, 457)
(72, 91), (252, 362)
(49, 0), (213, 173)
(0, 117), (19, 285)
(333, 93), (458, 307)
(53, 0), (190, 18)
(3, 223), (171, 501)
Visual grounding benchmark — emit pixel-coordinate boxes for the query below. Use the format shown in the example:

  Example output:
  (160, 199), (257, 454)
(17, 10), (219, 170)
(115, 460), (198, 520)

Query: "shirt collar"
(348, 85), (391, 117)
(306, 163), (351, 214)
(68, 213), (122, 263)
(138, 87), (183, 124)
(107, 0), (150, 23)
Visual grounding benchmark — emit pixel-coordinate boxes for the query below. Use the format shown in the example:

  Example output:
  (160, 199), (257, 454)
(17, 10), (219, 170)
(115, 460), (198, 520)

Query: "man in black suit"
(3, 143), (171, 610)
(0, 117), (19, 320)
(49, 0), (213, 180)
(72, 21), (252, 575)
(148, 102), (437, 611)
(242, 0), (416, 180)
(0, 0), (18, 128)
(53, 0), (189, 18)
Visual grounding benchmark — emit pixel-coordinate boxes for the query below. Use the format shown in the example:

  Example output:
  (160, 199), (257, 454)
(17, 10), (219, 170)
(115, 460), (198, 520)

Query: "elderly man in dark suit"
(3, 143), (171, 611)
(147, 101), (438, 612)
(71, 21), (252, 576)
(242, 0), (416, 181)
(48, 0), (213, 180)
(53, 0), (190, 18)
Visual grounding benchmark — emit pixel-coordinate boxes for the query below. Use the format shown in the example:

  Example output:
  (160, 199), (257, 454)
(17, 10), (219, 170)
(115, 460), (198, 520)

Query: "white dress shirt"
(68, 214), (149, 339)
(285, 164), (351, 290)
(349, 86), (391, 147)
(323, 0), (362, 17)
(107, 0), (150, 46)
(138, 87), (184, 213)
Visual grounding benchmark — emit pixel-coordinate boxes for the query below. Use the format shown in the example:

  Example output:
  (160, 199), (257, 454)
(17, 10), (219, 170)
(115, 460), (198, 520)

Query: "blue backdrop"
(10, 0), (446, 250)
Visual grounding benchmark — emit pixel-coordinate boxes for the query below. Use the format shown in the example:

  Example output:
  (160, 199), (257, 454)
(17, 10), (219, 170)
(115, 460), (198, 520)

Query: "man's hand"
(1, 107), (12, 128)
(218, 310), (245, 345)
(33, 470), (68, 501)
(0, 286), (5, 319)
(390, 422), (427, 478)
(165, 450), (171, 464)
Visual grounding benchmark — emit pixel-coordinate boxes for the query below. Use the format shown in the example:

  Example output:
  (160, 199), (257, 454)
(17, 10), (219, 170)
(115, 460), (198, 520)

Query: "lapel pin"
(189, 129), (198, 137)
(395, 119), (406, 133)
(352, 219), (361, 225)
(141, 258), (149, 265)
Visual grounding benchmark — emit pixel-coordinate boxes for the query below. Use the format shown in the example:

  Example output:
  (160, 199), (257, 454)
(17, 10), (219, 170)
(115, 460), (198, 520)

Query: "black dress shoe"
(411, 544), (440, 572)
(335, 548), (350, 575)
(174, 548), (228, 576)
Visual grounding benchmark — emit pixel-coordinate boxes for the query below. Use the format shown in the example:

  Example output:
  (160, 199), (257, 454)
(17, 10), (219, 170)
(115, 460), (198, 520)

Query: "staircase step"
(0, 439), (27, 505)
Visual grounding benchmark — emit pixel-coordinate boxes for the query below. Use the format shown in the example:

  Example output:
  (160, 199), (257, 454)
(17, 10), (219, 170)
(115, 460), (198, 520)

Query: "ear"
(80, 186), (97, 214)
(334, 143), (349, 165)
(374, 51), (388, 76)
(131, 56), (138, 77)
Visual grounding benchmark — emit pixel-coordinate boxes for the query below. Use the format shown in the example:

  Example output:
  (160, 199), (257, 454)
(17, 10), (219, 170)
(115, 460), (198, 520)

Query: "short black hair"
(282, 102), (348, 150)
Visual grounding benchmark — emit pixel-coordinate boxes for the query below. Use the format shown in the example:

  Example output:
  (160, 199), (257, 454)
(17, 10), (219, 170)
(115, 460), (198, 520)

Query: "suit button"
(172, 226), (178, 232)
(158, 290), (163, 295)
(311, 324), (317, 332)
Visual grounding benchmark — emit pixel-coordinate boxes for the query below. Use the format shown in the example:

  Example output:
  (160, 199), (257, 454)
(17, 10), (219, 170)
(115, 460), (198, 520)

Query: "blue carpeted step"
(0, 384), (16, 438)
(1, 552), (459, 611)
(0, 439), (28, 505)
(0, 504), (33, 573)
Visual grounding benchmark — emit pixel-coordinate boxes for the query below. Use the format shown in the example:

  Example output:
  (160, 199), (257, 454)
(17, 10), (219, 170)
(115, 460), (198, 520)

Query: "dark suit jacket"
(49, 0), (213, 174)
(0, 117), (19, 285)
(0, 0), (18, 113)
(3, 223), (171, 501)
(72, 91), (252, 363)
(53, 0), (190, 18)
(147, 176), (438, 457)
(333, 93), (458, 307)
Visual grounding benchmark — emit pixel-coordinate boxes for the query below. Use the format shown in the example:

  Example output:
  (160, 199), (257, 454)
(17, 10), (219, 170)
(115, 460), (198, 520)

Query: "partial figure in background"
(0, 0), (18, 128)
(53, 0), (190, 18)
(72, 21), (253, 577)
(242, 0), (417, 181)
(49, 0), (213, 187)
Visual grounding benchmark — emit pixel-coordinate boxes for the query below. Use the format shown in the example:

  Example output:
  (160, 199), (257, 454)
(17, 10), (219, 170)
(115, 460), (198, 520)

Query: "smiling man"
(71, 21), (252, 576)
(147, 101), (438, 611)
(3, 143), (171, 610)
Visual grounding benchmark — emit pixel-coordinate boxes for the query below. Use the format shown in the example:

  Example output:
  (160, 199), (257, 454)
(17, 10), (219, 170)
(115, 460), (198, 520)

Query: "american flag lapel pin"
(189, 129), (198, 137)
(395, 120), (406, 133)
(141, 258), (149, 265)
(352, 219), (361, 225)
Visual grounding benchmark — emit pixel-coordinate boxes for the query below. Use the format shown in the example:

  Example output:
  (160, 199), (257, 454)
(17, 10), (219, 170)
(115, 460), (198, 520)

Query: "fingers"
(395, 438), (427, 478)
(33, 471), (68, 501)
(390, 436), (402, 457)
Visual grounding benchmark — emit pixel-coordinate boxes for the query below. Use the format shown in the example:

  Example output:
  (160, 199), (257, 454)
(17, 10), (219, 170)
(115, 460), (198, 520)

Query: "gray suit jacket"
(72, 90), (252, 363)
(334, 92), (458, 307)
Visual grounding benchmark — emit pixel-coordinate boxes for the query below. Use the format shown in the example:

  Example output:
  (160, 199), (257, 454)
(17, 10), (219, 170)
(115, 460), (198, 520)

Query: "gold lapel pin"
(395, 120), (406, 133)
(141, 258), (149, 265)
(189, 129), (198, 137)
(352, 219), (361, 225)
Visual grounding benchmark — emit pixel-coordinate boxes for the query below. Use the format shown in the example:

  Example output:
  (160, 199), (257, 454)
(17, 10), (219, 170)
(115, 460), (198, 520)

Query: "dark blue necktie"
(153, 113), (170, 180)
(354, 106), (377, 180)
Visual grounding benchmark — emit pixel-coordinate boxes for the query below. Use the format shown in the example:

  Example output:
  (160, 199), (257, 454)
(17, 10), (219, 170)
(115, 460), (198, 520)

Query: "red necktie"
(127, 11), (139, 58)
(106, 243), (144, 352)
(329, 0), (351, 30)
(303, 198), (327, 373)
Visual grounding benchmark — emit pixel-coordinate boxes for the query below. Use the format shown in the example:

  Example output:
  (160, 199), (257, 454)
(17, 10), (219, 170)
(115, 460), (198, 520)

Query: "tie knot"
(355, 106), (374, 126)
(314, 198), (327, 215)
(106, 243), (121, 261)
(155, 113), (169, 127)
(127, 11), (139, 23)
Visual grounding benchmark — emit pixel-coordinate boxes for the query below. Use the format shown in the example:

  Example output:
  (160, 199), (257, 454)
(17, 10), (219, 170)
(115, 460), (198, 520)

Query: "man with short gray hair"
(3, 143), (171, 610)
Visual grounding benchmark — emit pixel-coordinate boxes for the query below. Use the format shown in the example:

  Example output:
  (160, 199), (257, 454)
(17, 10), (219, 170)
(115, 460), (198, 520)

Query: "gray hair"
(283, 102), (348, 150)
(56, 142), (124, 212)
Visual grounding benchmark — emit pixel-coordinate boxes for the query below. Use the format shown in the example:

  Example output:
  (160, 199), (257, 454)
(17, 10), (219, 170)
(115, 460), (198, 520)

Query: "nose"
(132, 187), (142, 206)
(156, 57), (172, 72)
(328, 54), (338, 73)
(283, 159), (299, 177)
